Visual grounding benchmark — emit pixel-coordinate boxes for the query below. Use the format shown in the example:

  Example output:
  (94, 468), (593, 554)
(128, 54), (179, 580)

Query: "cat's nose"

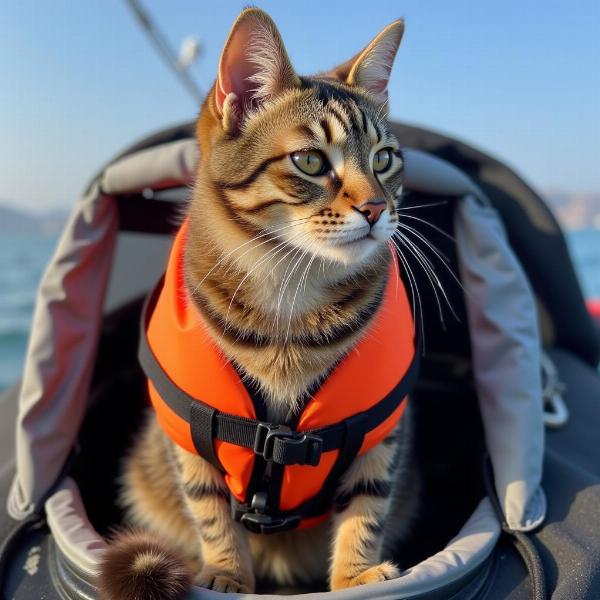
(353, 200), (386, 226)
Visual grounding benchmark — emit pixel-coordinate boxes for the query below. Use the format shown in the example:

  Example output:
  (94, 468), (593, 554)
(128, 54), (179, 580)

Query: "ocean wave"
(0, 293), (36, 312)
(0, 329), (29, 345)
(0, 315), (31, 334)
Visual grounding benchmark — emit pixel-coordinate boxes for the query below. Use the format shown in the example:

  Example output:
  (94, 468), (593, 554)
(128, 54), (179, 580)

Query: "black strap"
(189, 403), (222, 471)
(483, 456), (547, 600)
(138, 278), (420, 469)
(292, 411), (369, 520)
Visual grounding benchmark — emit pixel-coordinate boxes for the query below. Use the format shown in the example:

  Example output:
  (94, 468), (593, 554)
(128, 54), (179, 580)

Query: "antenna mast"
(124, 0), (203, 104)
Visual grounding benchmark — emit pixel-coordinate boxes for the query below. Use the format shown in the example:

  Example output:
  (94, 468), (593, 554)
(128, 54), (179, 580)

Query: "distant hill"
(543, 191), (600, 231)
(0, 202), (69, 235)
(1, 192), (598, 235)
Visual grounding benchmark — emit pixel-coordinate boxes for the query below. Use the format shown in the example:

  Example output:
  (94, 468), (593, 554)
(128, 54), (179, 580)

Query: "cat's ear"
(215, 8), (300, 134)
(329, 20), (404, 105)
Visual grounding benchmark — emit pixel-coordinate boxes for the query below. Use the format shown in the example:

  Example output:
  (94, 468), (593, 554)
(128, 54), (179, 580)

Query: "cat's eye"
(291, 150), (327, 176)
(373, 148), (392, 173)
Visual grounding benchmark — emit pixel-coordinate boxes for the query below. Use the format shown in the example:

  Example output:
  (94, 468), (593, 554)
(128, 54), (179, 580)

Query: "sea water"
(0, 234), (58, 390)
(568, 229), (600, 300)
(0, 230), (599, 391)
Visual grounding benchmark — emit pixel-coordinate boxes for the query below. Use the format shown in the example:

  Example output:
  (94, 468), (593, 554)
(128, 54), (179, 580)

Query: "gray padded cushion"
(484, 348), (600, 600)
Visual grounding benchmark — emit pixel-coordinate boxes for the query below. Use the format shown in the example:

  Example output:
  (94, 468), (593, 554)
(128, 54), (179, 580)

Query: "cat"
(98, 8), (419, 599)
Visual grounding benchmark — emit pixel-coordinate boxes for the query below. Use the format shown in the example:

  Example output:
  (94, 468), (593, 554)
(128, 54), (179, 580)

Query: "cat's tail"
(97, 530), (193, 600)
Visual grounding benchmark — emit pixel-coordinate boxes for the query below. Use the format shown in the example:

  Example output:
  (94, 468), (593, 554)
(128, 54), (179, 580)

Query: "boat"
(0, 120), (599, 599)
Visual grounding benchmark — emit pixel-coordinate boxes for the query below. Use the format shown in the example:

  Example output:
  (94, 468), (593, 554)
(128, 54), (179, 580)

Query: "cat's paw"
(330, 561), (400, 589)
(196, 568), (254, 593)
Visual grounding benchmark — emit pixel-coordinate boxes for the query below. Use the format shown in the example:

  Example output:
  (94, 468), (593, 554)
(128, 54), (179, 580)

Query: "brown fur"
(100, 8), (417, 598)
(97, 530), (193, 600)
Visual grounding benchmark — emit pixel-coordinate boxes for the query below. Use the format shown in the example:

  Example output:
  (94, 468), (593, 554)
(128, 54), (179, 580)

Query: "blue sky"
(1, 0), (599, 211)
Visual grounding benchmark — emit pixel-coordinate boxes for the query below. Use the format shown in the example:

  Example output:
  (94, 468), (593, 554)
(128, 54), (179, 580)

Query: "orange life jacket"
(139, 220), (419, 533)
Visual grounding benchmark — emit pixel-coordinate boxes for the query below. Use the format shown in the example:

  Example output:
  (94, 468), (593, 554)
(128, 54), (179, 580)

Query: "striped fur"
(103, 9), (419, 598)
(329, 427), (402, 589)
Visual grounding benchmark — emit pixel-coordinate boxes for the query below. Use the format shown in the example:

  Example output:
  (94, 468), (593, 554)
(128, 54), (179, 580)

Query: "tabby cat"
(99, 8), (418, 598)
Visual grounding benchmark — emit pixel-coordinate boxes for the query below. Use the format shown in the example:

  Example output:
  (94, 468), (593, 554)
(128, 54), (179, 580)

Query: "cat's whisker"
(271, 237), (314, 333)
(399, 227), (462, 323)
(221, 228), (313, 331)
(275, 246), (305, 320)
(277, 245), (312, 335)
(392, 232), (445, 323)
(398, 213), (456, 243)
(395, 200), (449, 212)
(266, 233), (310, 281)
(393, 230), (461, 322)
(284, 259), (308, 343)
(389, 238), (425, 353)
(191, 217), (311, 294)
(302, 252), (319, 294)
(221, 217), (312, 277)
(387, 241), (415, 333)
(259, 232), (315, 323)
(268, 249), (302, 336)
(224, 230), (310, 332)
(285, 248), (318, 343)
(277, 238), (311, 303)
(392, 232), (446, 327)
(396, 223), (467, 296)
(397, 222), (451, 264)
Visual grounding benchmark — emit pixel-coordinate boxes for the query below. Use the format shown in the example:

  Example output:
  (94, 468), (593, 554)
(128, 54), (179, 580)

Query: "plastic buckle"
(253, 423), (322, 466)
(232, 493), (302, 534)
(239, 511), (301, 534)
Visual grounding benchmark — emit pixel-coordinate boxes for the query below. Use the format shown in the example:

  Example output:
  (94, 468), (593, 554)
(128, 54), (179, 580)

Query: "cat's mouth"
(336, 234), (374, 246)
(327, 227), (374, 247)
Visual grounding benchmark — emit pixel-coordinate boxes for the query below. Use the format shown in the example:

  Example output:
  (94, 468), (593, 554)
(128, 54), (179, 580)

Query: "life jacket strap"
(189, 403), (220, 471)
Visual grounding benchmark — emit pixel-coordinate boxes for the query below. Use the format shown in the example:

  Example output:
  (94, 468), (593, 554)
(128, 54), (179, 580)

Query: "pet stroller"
(1, 120), (599, 599)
